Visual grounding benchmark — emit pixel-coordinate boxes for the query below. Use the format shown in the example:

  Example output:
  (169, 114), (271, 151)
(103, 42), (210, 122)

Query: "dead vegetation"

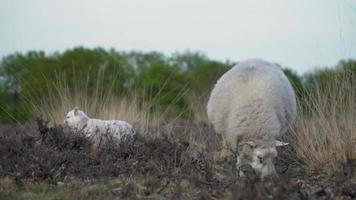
(289, 73), (355, 173)
(1, 116), (356, 199)
(1, 68), (355, 199)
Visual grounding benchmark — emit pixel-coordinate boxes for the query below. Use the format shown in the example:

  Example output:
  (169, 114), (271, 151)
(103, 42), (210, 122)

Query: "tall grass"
(23, 69), (218, 145)
(290, 72), (355, 172)
(23, 70), (160, 135)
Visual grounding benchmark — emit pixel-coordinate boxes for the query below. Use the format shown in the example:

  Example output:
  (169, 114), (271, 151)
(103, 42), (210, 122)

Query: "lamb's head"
(63, 107), (89, 130)
(236, 140), (288, 178)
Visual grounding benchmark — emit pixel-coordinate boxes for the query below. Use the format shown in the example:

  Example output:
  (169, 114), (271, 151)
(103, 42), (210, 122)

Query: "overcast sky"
(0, 0), (355, 74)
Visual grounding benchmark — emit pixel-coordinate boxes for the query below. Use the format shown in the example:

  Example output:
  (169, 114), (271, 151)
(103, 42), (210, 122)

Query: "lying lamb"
(207, 59), (297, 178)
(64, 108), (135, 145)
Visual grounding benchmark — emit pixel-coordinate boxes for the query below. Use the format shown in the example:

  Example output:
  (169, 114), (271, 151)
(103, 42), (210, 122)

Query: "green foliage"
(124, 51), (167, 73)
(0, 48), (138, 122)
(171, 52), (232, 99)
(0, 91), (30, 122)
(19, 47), (134, 100)
(134, 63), (188, 115)
(0, 52), (42, 122)
(303, 68), (336, 91)
(303, 59), (355, 92)
(282, 68), (304, 98)
(337, 59), (356, 74)
(0, 47), (354, 123)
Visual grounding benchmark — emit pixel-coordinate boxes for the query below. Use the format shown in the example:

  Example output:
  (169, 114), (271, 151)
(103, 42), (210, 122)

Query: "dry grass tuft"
(290, 72), (355, 172)
(24, 71), (223, 155)
(24, 72), (160, 136)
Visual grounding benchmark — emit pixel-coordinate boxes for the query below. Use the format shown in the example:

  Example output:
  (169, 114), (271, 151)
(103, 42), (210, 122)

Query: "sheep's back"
(207, 59), (296, 147)
(86, 119), (135, 139)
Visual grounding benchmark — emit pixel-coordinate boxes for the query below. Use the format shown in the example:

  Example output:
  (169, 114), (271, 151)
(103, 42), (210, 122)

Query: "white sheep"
(207, 59), (297, 178)
(64, 108), (135, 146)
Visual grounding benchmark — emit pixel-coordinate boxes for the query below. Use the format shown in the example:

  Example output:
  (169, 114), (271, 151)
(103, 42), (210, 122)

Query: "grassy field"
(0, 71), (355, 199)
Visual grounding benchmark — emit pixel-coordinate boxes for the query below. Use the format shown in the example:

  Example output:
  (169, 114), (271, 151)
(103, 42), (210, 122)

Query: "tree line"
(0, 47), (354, 122)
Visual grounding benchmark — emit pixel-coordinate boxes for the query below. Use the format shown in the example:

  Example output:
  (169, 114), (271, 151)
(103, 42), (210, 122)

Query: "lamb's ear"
(275, 140), (289, 147)
(74, 107), (79, 116)
(246, 141), (257, 148)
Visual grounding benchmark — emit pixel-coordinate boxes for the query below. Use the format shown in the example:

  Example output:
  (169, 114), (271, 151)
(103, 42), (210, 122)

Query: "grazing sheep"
(207, 59), (297, 178)
(64, 108), (135, 145)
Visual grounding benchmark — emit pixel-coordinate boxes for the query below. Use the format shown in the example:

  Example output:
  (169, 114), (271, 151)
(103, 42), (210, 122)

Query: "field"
(0, 74), (355, 200)
(1, 0), (355, 197)
(0, 52), (355, 199)
(0, 119), (355, 199)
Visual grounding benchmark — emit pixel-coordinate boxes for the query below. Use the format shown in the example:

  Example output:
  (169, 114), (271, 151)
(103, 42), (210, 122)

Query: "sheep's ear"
(246, 141), (257, 148)
(74, 107), (79, 116)
(275, 140), (289, 147)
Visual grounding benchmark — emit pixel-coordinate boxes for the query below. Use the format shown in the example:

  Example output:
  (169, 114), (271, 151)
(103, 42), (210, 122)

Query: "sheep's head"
(236, 140), (288, 178)
(63, 107), (89, 130)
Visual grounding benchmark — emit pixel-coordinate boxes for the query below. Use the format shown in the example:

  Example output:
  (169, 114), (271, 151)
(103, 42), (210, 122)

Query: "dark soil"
(0, 118), (355, 199)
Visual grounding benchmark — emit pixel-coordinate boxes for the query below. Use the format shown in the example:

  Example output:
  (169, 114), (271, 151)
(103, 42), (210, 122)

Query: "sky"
(0, 0), (355, 74)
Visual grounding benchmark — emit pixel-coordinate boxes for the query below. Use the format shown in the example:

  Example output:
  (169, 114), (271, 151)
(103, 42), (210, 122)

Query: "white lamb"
(207, 59), (297, 178)
(63, 108), (135, 145)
